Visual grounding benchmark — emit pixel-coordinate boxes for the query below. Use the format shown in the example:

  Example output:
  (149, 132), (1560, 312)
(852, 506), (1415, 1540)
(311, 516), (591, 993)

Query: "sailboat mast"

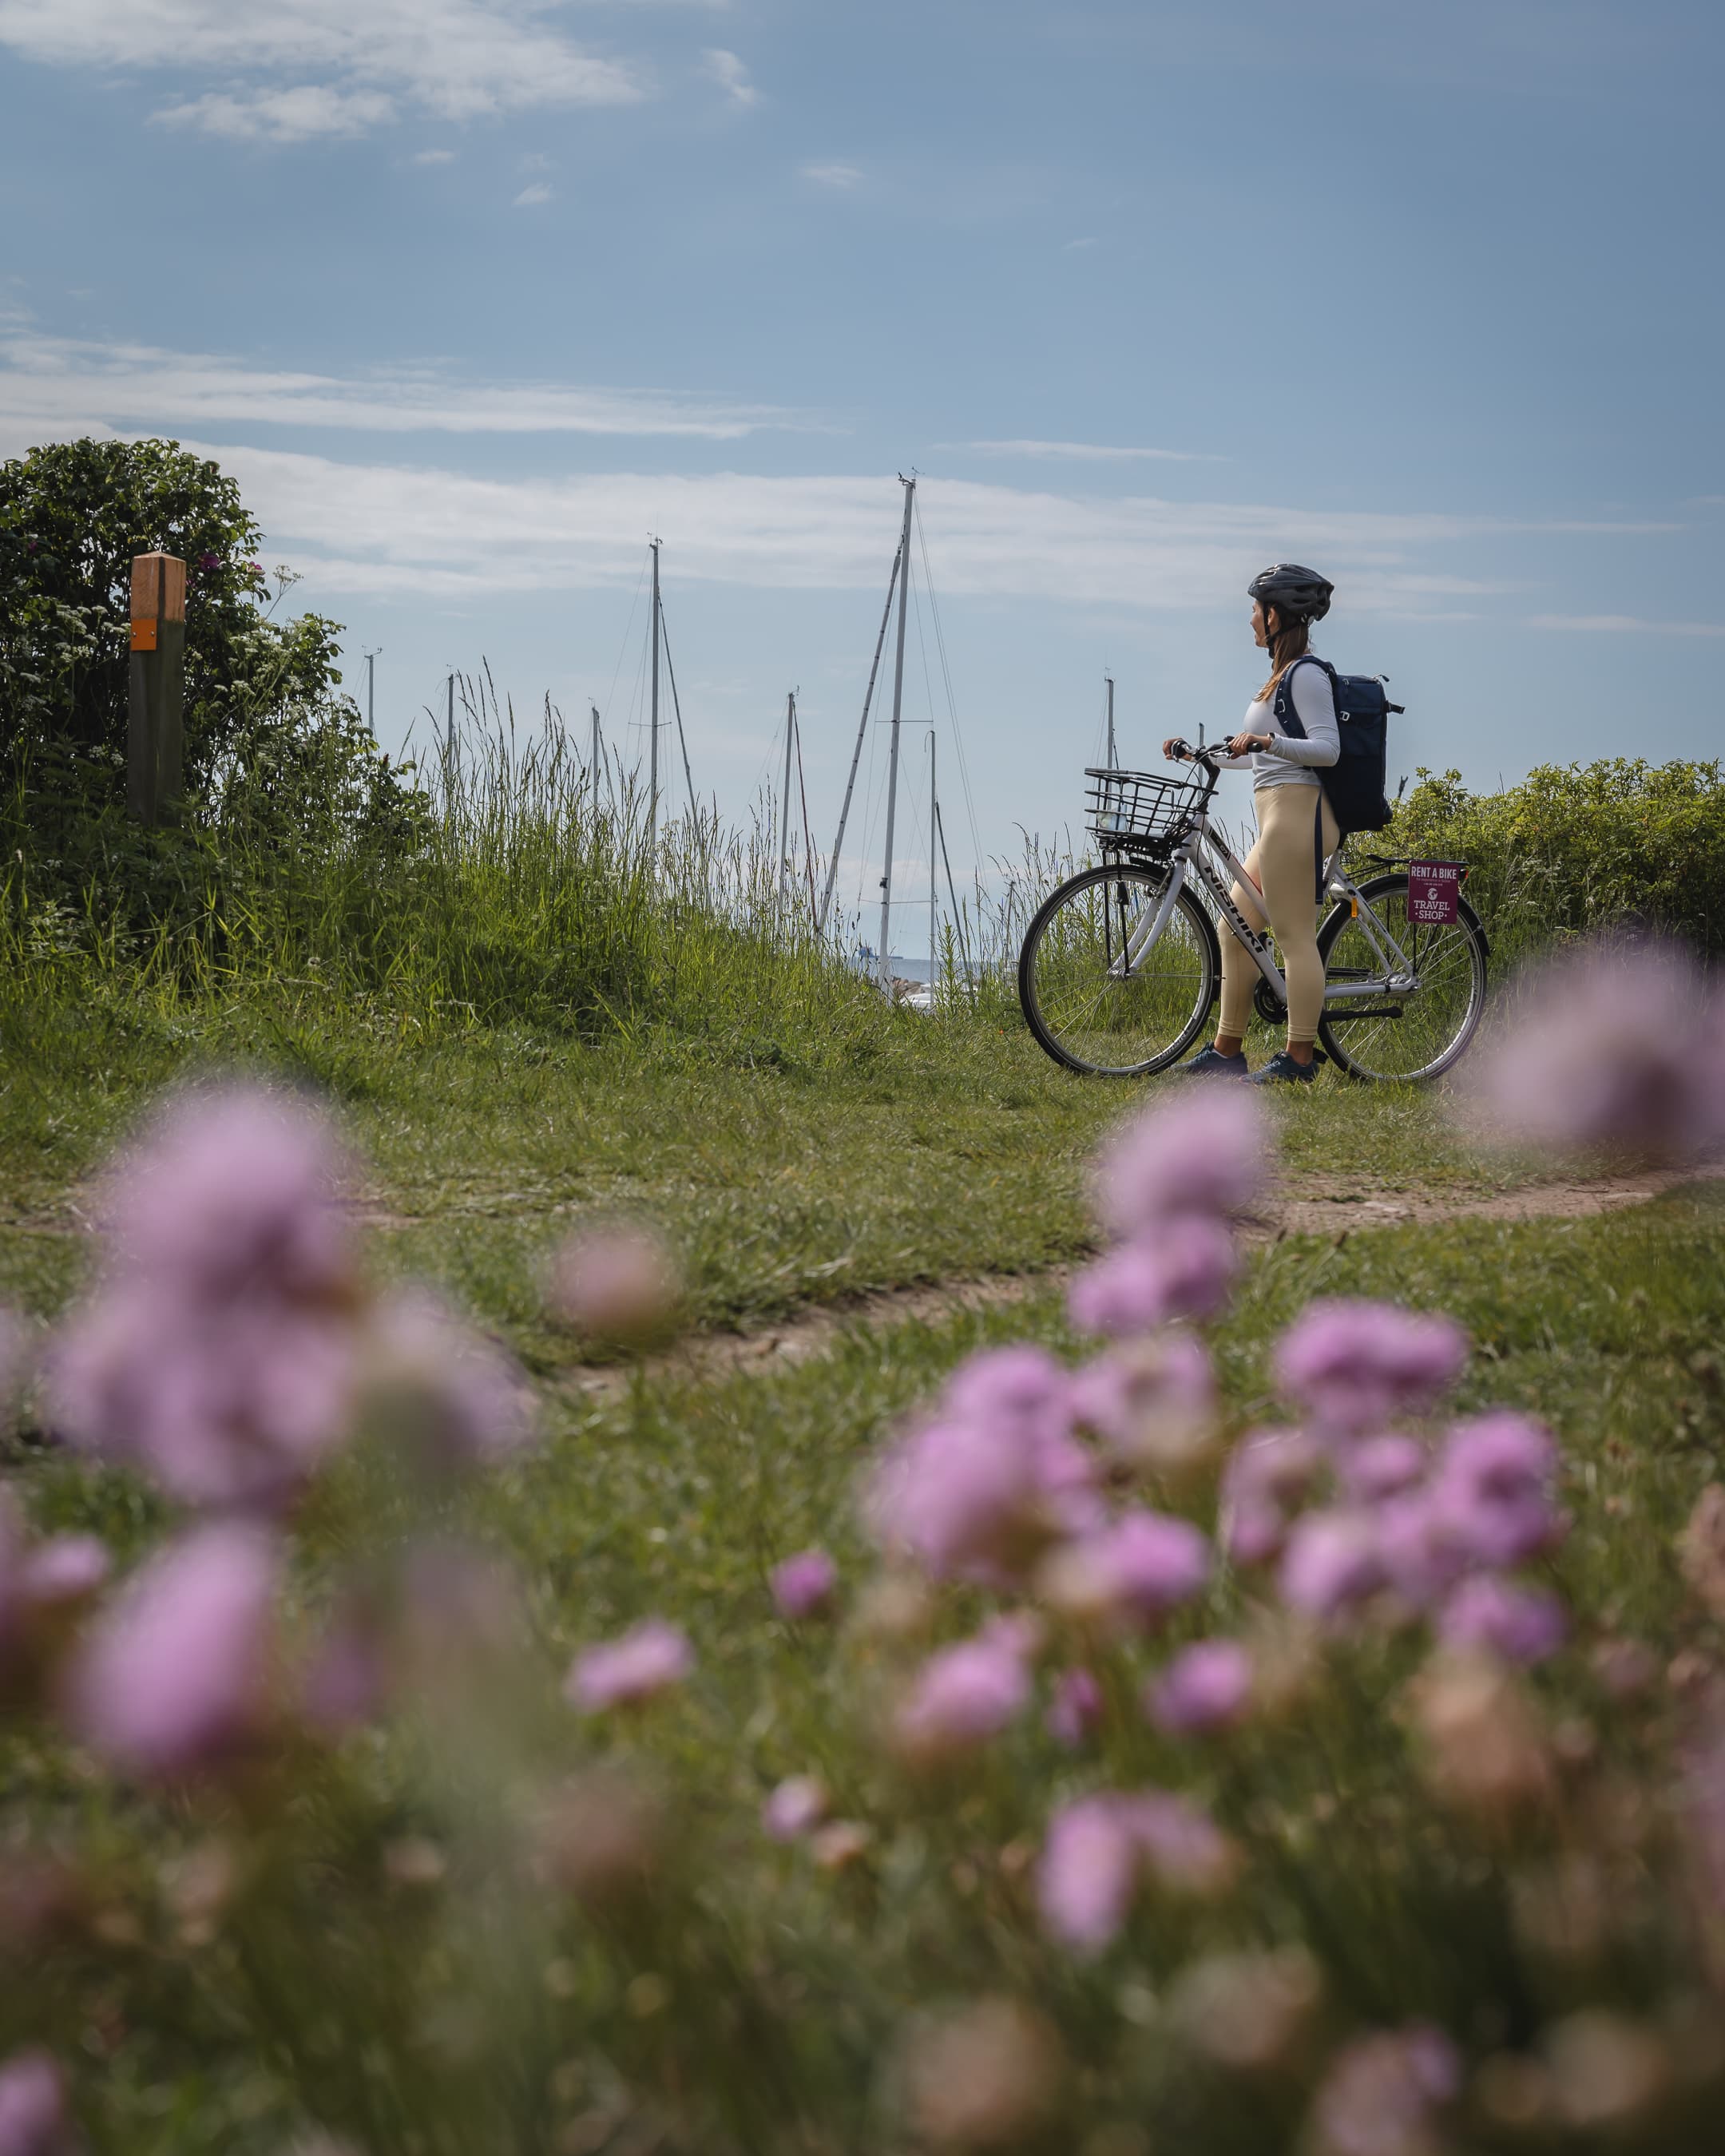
(818, 538), (901, 937)
(779, 690), (795, 907)
(928, 728), (938, 995)
(590, 703), (601, 787)
(648, 539), (662, 851)
(877, 475), (916, 997)
(1105, 672), (1116, 769)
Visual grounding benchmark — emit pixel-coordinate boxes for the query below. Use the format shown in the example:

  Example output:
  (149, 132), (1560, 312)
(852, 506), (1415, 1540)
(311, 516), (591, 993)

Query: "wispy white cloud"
(155, 86), (396, 143)
(412, 147), (457, 164)
(1064, 236), (1100, 250)
(1527, 612), (1725, 636)
(962, 438), (1220, 464)
(0, 414), (1611, 622)
(701, 47), (757, 106)
(0, 0), (644, 138)
(0, 338), (1667, 619)
(801, 161), (863, 188)
(513, 181), (553, 207)
(0, 334), (809, 441)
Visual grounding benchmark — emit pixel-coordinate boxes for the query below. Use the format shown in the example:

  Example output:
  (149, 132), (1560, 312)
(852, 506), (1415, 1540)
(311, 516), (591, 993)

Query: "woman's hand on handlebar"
(1162, 736), (1192, 761)
(1225, 730), (1274, 758)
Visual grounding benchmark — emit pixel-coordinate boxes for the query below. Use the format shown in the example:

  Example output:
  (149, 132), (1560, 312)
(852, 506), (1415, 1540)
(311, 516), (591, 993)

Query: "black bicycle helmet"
(1247, 562), (1334, 623)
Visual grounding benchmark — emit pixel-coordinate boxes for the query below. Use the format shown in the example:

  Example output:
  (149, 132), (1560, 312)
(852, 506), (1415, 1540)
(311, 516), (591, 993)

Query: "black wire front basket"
(1085, 767), (1204, 853)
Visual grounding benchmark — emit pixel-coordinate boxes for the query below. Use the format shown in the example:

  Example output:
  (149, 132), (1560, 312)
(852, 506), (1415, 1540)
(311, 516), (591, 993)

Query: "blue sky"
(2, 0), (1721, 933)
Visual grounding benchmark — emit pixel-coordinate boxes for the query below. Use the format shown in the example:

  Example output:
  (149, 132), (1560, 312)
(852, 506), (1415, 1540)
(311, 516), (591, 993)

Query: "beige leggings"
(1218, 783), (1341, 1045)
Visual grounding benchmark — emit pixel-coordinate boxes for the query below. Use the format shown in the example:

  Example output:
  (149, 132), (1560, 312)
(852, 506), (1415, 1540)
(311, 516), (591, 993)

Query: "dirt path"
(559, 1163), (1724, 1403)
(1251, 1159), (1725, 1239)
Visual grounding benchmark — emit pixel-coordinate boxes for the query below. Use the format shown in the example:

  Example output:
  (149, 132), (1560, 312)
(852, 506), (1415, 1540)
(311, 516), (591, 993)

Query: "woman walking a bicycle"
(1164, 563), (1340, 1085)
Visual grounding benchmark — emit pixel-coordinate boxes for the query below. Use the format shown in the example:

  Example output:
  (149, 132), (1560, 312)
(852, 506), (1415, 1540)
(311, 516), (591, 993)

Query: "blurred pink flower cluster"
(1468, 937), (1725, 1164)
(1038, 1787), (1236, 1954)
(824, 1084), (1580, 1967)
(1069, 1088), (1267, 1337)
(1225, 1298), (1568, 1659)
(0, 1086), (542, 1789)
(48, 1086), (531, 1512)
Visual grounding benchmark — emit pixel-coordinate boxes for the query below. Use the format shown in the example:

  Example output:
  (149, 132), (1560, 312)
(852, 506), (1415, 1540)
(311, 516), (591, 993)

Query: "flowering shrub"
(0, 959), (1723, 2153)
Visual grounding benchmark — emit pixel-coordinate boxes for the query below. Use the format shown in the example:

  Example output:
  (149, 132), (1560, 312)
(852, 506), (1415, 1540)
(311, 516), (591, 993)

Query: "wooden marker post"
(128, 553), (186, 824)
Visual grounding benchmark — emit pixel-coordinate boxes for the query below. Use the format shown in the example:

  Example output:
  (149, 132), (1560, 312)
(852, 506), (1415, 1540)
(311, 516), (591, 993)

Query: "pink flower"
(1221, 1429), (1323, 1563)
(549, 1225), (680, 1345)
(1041, 1510), (1210, 1631)
(50, 1287), (355, 1512)
(1374, 1491), (1466, 1608)
(869, 1348), (1097, 1581)
(1125, 1789), (1236, 1893)
(0, 2049), (73, 2156)
(1279, 1510), (1385, 1619)
(1438, 1577), (1567, 1665)
(1037, 1787), (1235, 1954)
(1069, 1332), (1216, 1476)
(565, 1619), (693, 1712)
(101, 1085), (354, 1301)
(771, 1549), (838, 1619)
(21, 1536), (110, 1610)
(366, 1288), (536, 1466)
(1147, 1639), (1253, 1734)
(1308, 2023), (1461, 2156)
(0, 1498), (108, 1676)
(1037, 1794), (1142, 1954)
(1340, 1434), (1430, 1502)
(1275, 1302), (1469, 1436)
(1468, 937), (1725, 1164)
(1067, 1215), (1237, 1338)
(870, 1419), (1045, 1580)
(48, 1086), (361, 1511)
(1046, 1667), (1103, 1748)
(1431, 1415), (1564, 1567)
(763, 1774), (828, 1841)
(1100, 1510), (1211, 1617)
(894, 1627), (1033, 1761)
(1093, 1090), (1269, 1235)
(64, 1525), (279, 1779)
(943, 1345), (1079, 1456)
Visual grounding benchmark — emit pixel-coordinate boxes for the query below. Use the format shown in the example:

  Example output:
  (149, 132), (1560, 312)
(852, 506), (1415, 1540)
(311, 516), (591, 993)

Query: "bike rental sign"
(1407, 861), (1464, 925)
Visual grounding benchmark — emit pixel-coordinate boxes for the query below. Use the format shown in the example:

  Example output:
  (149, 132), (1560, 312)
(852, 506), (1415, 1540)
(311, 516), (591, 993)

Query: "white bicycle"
(1017, 743), (1489, 1082)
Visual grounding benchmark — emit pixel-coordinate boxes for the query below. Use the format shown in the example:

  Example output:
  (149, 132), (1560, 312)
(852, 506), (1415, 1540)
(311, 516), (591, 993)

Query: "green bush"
(1383, 759), (1725, 965)
(0, 436), (418, 910)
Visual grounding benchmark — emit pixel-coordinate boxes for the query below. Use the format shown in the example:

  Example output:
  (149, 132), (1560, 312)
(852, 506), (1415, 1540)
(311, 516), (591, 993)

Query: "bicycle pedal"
(1311, 1049), (1330, 1067)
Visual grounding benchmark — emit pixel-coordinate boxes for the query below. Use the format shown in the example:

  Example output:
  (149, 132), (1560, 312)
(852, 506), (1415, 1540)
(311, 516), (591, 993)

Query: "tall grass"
(1, 673), (912, 1068)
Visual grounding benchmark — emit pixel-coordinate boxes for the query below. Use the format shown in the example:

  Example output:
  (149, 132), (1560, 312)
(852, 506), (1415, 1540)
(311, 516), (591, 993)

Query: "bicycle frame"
(1103, 776), (1420, 1004)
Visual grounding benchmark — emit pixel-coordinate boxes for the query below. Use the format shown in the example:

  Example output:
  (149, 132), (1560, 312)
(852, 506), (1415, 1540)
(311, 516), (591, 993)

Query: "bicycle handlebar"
(1165, 739), (1227, 772)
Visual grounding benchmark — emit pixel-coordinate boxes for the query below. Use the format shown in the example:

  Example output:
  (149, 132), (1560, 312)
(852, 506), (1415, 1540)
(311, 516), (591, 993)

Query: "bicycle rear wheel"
(1019, 863), (1219, 1076)
(1316, 873), (1488, 1082)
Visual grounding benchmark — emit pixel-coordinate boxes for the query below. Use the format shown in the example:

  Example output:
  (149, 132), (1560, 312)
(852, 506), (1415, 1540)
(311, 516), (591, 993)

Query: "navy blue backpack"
(1272, 656), (1401, 834)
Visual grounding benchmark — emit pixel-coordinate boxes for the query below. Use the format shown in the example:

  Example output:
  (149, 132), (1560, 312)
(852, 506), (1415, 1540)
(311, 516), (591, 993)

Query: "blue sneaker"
(1176, 1046), (1249, 1077)
(1247, 1050), (1318, 1086)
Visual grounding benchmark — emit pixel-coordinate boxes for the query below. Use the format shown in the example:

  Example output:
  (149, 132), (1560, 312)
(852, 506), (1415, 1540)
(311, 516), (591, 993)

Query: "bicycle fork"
(1106, 856), (1191, 978)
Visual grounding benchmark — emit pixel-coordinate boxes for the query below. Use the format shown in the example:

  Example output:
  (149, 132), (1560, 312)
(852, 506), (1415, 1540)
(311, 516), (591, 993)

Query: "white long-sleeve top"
(1218, 653), (1341, 794)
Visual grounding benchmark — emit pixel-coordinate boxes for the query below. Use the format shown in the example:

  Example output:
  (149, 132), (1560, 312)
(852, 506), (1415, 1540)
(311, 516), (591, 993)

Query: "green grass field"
(4, 939), (1723, 2154)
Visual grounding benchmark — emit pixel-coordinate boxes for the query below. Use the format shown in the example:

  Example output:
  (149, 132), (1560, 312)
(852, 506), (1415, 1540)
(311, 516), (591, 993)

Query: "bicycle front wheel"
(1019, 863), (1219, 1076)
(1316, 874), (1489, 1083)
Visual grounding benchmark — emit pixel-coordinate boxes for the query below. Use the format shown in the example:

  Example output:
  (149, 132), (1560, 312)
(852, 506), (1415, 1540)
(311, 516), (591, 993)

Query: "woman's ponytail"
(1256, 611), (1312, 703)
